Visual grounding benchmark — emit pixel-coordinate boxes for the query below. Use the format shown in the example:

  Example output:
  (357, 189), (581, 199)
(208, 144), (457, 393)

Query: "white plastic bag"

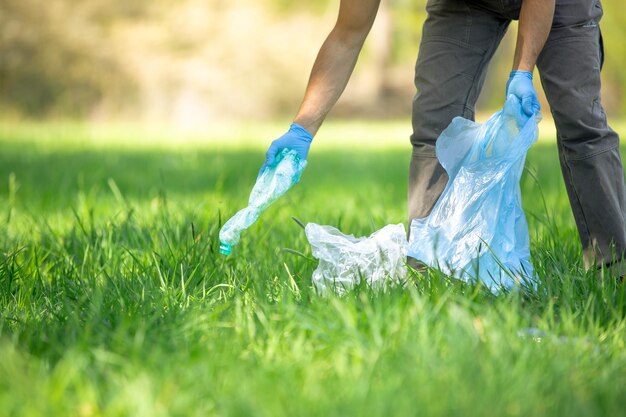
(305, 223), (407, 294)
(408, 96), (539, 291)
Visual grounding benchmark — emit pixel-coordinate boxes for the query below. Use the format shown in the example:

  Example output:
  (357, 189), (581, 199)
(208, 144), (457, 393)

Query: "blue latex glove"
(506, 70), (540, 116)
(259, 123), (313, 177)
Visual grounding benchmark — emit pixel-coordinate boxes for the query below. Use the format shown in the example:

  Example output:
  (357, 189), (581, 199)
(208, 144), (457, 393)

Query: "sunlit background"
(2, 0), (625, 128)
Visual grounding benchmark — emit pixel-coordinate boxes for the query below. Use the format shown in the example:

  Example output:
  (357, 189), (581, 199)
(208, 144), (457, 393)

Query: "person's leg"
(536, 0), (626, 270)
(409, 0), (510, 222)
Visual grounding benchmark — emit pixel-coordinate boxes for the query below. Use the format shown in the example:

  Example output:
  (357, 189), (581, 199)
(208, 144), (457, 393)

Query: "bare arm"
(293, 0), (381, 136)
(512, 0), (555, 71)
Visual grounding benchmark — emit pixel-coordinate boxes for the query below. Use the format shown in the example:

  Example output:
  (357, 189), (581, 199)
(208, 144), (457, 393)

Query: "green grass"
(0, 121), (625, 417)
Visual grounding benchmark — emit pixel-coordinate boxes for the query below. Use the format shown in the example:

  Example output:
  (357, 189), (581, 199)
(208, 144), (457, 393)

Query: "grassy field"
(1, 120), (625, 417)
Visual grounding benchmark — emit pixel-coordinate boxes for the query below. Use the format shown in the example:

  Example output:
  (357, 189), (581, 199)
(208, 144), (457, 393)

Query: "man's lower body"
(408, 0), (626, 270)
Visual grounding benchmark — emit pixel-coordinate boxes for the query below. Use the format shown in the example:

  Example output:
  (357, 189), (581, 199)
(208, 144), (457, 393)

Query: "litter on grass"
(305, 223), (408, 295)
(305, 96), (540, 294)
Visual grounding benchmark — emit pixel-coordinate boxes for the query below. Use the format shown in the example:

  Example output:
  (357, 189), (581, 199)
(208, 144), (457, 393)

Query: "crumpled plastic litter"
(305, 223), (407, 294)
(219, 149), (306, 255)
(408, 95), (539, 291)
(304, 97), (538, 295)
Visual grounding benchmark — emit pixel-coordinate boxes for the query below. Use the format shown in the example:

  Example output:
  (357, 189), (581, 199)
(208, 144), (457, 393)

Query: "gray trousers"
(409, 0), (626, 269)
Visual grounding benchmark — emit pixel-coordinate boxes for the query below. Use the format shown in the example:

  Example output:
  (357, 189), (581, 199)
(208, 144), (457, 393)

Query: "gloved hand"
(258, 123), (313, 177)
(506, 70), (540, 116)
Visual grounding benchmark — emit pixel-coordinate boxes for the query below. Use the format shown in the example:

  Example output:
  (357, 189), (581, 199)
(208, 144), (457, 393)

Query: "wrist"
(293, 114), (322, 137)
(290, 123), (314, 143)
(509, 70), (533, 79)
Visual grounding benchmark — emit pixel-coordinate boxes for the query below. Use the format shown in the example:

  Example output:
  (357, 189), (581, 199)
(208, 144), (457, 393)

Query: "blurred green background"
(2, 0), (625, 124)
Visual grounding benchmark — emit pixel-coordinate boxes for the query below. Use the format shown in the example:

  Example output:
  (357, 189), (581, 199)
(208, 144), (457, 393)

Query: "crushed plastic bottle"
(219, 149), (307, 255)
(305, 223), (408, 294)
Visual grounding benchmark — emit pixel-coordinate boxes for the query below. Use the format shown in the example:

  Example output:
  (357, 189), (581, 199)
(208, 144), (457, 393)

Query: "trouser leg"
(409, 0), (510, 222)
(536, 0), (626, 268)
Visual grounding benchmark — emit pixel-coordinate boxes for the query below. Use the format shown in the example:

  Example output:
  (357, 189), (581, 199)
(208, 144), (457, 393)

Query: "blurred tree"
(0, 0), (143, 117)
(0, 0), (624, 120)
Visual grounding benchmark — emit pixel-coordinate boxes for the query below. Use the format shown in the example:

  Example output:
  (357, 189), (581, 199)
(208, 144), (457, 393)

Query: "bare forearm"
(512, 0), (555, 71)
(292, 0), (380, 136)
(293, 30), (367, 136)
